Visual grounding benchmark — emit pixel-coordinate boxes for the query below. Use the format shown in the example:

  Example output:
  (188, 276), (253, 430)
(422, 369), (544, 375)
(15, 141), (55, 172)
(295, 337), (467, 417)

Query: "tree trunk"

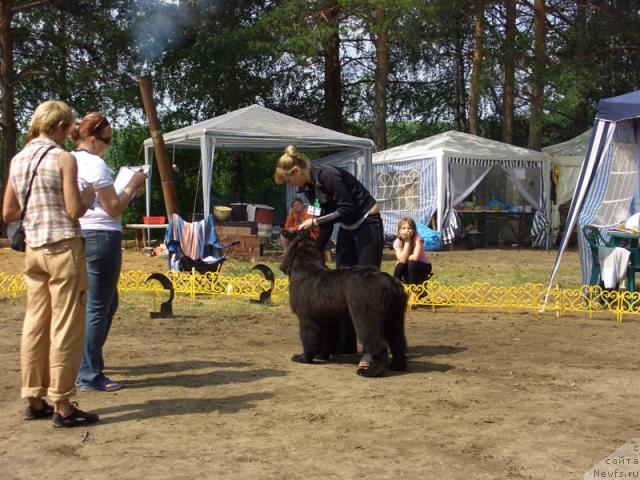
(501, 0), (516, 144)
(58, 12), (70, 102)
(372, 4), (389, 151)
(454, 33), (467, 132)
(573, 0), (588, 135)
(232, 152), (245, 203)
(321, 2), (342, 132)
(0, 0), (16, 235)
(469, 0), (485, 136)
(528, 0), (545, 151)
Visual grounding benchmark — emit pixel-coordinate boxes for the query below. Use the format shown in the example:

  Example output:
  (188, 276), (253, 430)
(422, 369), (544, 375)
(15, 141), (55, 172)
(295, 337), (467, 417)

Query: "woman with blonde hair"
(274, 145), (383, 361)
(3, 100), (99, 427)
(71, 112), (147, 392)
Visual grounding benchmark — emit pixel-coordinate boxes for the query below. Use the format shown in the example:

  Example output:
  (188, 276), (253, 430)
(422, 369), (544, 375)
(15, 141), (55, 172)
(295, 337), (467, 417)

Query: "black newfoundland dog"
(280, 233), (408, 377)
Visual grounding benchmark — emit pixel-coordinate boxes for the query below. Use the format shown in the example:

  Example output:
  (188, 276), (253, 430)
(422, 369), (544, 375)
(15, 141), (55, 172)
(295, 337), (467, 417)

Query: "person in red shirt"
(281, 198), (312, 250)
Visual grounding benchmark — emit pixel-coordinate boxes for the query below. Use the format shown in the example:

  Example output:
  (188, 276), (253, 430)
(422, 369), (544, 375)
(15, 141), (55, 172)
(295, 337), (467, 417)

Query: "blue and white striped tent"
(372, 130), (551, 247)
(547, 91), (640, 294)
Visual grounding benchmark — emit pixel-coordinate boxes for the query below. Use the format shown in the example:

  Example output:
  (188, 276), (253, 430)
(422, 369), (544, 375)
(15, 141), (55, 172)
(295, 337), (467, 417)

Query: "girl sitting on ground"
(393, 217), (432, 287)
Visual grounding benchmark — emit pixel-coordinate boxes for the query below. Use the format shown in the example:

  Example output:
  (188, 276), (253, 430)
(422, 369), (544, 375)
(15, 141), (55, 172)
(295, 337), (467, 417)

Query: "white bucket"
(257, 223), (272, 239)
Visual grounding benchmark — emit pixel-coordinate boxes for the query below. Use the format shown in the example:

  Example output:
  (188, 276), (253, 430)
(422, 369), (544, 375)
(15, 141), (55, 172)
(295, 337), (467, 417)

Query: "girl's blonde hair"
(25, 100), (76, 143)
(397, 217), (417, 235)
(274, 145), (309, 184)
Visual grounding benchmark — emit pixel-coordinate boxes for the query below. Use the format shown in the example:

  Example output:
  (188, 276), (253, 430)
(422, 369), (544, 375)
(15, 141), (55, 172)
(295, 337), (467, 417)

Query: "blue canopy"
(597, 90), (640, 122)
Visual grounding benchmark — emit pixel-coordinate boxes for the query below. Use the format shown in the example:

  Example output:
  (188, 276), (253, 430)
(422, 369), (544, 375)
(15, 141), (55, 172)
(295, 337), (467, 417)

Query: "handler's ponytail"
(274, 145), (309, 184)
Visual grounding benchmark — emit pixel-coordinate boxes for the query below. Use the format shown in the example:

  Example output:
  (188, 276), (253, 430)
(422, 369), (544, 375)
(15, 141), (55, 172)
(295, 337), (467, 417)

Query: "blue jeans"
(76, 230), (122, 387)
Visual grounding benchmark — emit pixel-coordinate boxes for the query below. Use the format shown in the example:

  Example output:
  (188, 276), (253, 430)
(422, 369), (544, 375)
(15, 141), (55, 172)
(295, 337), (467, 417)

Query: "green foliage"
(2, 0), (640, 205)
(10, 0), (139, 126)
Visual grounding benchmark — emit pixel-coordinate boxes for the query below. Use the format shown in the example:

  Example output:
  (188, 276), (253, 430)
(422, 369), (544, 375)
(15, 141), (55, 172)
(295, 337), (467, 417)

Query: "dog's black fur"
(280, 233), (408, 377)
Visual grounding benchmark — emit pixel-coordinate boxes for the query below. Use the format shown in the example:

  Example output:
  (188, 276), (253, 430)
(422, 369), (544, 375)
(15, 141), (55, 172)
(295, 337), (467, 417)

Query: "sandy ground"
(1, 247), (639, 479)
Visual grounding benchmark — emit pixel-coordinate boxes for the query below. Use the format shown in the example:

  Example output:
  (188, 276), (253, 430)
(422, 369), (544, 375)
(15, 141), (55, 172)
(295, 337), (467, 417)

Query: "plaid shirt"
(10, 138), (82, 248)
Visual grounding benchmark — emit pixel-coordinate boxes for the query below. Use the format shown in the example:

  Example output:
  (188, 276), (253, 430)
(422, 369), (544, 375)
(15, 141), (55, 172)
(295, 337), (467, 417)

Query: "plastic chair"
(583, 225), (614, 286)
(583, 225), (637, 290)
(164, 214), (239, 274)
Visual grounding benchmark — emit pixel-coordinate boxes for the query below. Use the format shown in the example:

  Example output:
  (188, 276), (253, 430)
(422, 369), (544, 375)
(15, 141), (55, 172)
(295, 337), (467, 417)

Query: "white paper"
(625, 212), (640, 230)
(113, 165), (150, 194)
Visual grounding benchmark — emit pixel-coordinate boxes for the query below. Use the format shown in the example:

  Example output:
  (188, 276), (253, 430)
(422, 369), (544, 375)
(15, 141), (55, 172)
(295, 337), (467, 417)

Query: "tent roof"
(542, 129), (592, 166)
(373, 130), (549, 164)
(597, 90), (640, 122)
(143, 104), (374, 151)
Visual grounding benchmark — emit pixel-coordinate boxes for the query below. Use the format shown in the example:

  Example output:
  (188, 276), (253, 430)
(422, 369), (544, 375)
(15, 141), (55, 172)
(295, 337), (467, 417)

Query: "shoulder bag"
(11, 145), (56, 252)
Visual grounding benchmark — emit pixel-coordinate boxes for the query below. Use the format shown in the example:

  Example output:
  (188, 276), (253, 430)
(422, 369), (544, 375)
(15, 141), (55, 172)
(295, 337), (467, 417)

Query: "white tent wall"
(439, 156), (551, 247)
(543, 129), (591, 239)
(372, 131), (552, 247)
(374, 156), (438, 236)
(200, 135), (215, 217)
(141, 105), (374, 220)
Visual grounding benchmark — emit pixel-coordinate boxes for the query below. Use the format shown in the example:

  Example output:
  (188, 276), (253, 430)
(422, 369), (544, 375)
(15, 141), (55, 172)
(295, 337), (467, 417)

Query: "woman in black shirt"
(274, 145), (384, 356)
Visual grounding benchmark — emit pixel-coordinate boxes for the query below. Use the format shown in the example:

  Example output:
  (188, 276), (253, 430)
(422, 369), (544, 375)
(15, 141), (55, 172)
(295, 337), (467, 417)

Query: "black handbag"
(11, 145), (56, 252)
(10, 223), (27, 252)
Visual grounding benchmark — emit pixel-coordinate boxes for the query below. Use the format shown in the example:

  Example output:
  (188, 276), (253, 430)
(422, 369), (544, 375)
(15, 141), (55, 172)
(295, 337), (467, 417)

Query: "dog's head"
(279, 230), (324, 275)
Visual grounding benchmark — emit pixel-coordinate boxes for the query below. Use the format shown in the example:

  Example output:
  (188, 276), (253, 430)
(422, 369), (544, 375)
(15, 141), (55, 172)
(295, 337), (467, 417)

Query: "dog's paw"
(291, 353), (313, 363)
(356, 358), (387, 377)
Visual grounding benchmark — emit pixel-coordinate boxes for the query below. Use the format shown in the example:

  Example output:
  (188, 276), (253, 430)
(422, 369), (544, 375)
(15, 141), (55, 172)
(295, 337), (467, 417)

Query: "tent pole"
(144, 146), (152, 218)
(200, 135), (215, 218)
(138, 76), (180, 217)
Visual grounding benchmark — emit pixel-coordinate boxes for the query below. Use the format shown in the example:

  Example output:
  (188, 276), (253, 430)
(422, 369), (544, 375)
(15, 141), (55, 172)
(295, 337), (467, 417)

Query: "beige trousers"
(21, 237), (88, 402)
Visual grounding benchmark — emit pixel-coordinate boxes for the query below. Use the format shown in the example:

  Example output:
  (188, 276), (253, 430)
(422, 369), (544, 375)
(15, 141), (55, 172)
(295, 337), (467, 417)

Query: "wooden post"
(138, 76), (180, 217)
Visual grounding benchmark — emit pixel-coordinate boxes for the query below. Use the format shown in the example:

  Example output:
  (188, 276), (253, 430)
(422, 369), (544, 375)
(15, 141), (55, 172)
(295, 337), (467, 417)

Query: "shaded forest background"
(0, 0), (638, 225)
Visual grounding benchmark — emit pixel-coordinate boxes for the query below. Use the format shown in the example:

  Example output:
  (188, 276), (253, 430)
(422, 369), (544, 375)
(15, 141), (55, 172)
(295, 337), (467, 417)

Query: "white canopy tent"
(142, 104), (375, 217)
(372, 130), (552, 247)
(542, 129), (592, 238)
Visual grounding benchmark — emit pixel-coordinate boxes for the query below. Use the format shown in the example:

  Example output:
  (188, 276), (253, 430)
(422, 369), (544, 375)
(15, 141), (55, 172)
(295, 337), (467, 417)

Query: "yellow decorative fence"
(2, 271), (639, 322)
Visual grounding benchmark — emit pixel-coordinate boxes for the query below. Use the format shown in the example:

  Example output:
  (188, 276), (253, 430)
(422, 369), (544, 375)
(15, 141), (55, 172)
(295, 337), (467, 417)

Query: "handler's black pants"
(335, 213), (384, 269)
(334, 213), (384, 354)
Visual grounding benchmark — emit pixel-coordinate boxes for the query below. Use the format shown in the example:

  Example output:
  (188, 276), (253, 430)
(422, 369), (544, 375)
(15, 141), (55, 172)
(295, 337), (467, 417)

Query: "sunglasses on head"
(91, 116), (108, 133)
(90, 116), (111, 145)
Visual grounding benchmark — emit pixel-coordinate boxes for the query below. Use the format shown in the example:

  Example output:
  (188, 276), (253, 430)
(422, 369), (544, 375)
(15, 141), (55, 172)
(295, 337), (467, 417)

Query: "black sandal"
(24, 400), (54, 420)
(52, 404), (99, 428)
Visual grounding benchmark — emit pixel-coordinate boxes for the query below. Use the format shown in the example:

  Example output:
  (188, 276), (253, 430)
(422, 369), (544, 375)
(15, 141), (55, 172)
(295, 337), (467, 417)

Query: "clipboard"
(113, 165), (150, 194)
